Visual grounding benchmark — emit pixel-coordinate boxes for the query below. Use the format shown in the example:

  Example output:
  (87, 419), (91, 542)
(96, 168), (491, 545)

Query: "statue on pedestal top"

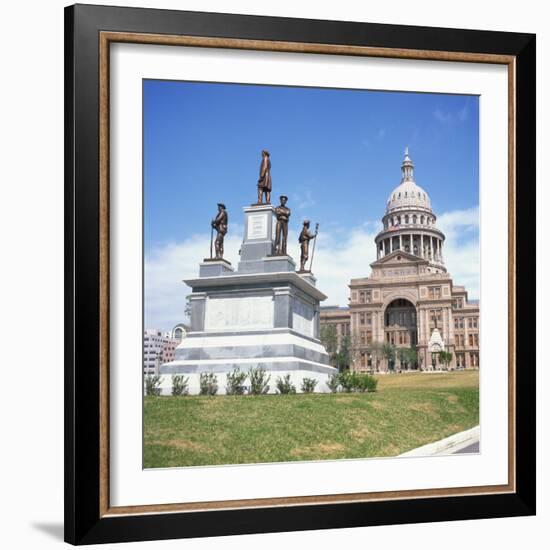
(299, 220), (318, 272)
(274, 195), (291, 255)
(257, 149), (272, 204)
(211, 203), (228, 260)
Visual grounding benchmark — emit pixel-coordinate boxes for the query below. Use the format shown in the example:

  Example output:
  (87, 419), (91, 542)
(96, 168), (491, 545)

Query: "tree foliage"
(248, 366), (270, 395)
(145, 374), (162, 396)
(171, 374), (189, 396)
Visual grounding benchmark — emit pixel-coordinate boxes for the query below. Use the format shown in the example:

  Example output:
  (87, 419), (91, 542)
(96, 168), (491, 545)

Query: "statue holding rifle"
(298, 220), (319, 272)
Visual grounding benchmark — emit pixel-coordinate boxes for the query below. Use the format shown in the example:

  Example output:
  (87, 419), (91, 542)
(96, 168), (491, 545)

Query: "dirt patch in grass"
(380, 443), (401, 456)
(350, 426), (372, 442)
(154, 439), (209, 452)
(290, 442), (345, 458)
(447, 395), (459, 403)
(335, 396), (359, 404)
(409, 402), (437, 413)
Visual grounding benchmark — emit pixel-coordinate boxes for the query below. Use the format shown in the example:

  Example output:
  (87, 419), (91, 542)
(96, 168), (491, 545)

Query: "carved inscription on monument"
(247, 214), (268, 240)
(205, 295), (274, 331)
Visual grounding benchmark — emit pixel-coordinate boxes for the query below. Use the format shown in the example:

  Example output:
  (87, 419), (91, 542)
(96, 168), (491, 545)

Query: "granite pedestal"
(159, 203), (336, 394)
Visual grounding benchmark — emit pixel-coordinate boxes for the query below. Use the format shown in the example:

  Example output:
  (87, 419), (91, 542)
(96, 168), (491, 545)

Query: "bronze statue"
(274, 195), (291, 255)
(299, 220), (318, 272)
(211, 203), (228, 260)
(257, 149), (272, 204)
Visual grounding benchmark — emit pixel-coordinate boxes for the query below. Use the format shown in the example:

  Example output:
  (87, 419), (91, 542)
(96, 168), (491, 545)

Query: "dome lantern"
(401, 145), (414, 182)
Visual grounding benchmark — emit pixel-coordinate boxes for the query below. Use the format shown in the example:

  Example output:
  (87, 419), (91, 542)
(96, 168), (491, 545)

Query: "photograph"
(142, 80), (481, 469)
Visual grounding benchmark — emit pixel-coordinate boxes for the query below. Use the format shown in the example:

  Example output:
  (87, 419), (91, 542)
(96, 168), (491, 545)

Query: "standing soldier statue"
(257, 149), (272, 204)
(211, 203), (228, 260)
(298, 220), (318, 272)
(274, 195), (291, 255)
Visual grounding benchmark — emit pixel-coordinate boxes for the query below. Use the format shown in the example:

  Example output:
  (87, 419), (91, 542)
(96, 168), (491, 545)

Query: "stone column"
(313, 306), (321, 339)
(399, 234), (402, 251)
(189, 292), (207, 332)
(273, 287), (292, 329)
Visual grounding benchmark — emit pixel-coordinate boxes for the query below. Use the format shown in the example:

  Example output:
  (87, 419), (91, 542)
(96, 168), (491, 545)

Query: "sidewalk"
(398, 425), (480, 457)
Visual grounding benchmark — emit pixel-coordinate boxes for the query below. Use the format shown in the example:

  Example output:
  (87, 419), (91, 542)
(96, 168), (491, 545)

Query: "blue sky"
(143, 80), (479, 331)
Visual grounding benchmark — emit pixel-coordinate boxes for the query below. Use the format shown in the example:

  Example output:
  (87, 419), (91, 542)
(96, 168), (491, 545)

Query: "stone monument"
(159, 153), (336, 394)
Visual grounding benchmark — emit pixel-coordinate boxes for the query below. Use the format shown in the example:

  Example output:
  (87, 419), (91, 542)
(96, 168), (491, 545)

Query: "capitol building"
(320, 149), (480, 372)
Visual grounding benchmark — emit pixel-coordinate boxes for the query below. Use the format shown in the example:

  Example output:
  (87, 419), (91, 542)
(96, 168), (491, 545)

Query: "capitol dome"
(375, 147), (446, 272)
(386, 148), (432, 214)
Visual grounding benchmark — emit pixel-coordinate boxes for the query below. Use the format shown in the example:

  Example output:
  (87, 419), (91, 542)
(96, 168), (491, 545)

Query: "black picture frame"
(65, 3), (536, 545)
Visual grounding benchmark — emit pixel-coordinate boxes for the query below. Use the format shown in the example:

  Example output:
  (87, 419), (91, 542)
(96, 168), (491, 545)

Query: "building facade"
(143, 329), (179, 375)
(320, 149), (479, 372)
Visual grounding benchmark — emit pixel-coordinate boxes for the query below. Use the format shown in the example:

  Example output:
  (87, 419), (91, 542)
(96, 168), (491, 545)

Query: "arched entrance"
(384, 298), (418, 370)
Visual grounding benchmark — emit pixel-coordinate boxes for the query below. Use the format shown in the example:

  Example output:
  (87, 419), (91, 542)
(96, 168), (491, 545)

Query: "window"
(430, 309), (442, 325)
(359, 291), (366, 303)
(359, 312), (366, 325)
(366, 313), (372, 326)
(428, 286), (441, 299)
(413, 215), (417, 224)
(365, 290), (372, 303)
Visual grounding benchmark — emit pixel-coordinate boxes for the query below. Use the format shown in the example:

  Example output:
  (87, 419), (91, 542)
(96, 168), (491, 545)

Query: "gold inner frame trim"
(98, 31), (516, 518)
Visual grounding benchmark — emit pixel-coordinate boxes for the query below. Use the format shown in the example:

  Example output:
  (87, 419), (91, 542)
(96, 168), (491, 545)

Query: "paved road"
(454, 441), (479, 454)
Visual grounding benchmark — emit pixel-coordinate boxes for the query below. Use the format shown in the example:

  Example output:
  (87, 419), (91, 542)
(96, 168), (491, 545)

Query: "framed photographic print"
(64, 3), (536, 545)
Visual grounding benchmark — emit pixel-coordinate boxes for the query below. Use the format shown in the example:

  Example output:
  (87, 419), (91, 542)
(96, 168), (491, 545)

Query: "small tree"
(326, 373), (341, 393)
(439, 350), (453, 371)
(145, 374), (162, 396)
(339, 371), (356, 393)
(199, 372), (218, 396)
(381, 343), (397, 371)
(301, 377), (318, 393)
(248, 366), (270, 395)
(366, 341), (384, 372)
(397, 346), (418, 370)
(275, 374), (296, 394)
(355, 373), (378, 393)
(171, 374), (189, 396)
(320, 324), (338, 367)
(225, 368), (247, 395)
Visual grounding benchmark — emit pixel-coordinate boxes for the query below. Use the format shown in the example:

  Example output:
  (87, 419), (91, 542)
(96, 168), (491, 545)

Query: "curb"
(398, 425), (480, 457)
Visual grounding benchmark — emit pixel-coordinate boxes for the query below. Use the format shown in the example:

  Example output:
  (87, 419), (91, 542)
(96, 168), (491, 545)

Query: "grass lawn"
(143, 371), (479, 468)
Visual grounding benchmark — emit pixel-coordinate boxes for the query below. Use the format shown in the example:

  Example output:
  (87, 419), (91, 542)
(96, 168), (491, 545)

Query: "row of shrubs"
(326, 371), (378, 393)
(144, 367), (320, 396)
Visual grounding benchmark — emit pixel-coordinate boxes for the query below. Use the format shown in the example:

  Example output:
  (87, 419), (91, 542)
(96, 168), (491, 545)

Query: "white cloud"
(291, 188), (316, 210)
(437, 206), (480, 301)
(145, 207), (480, 330)
(144, 226), (243, 331)
(434, 105), (469, 124)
